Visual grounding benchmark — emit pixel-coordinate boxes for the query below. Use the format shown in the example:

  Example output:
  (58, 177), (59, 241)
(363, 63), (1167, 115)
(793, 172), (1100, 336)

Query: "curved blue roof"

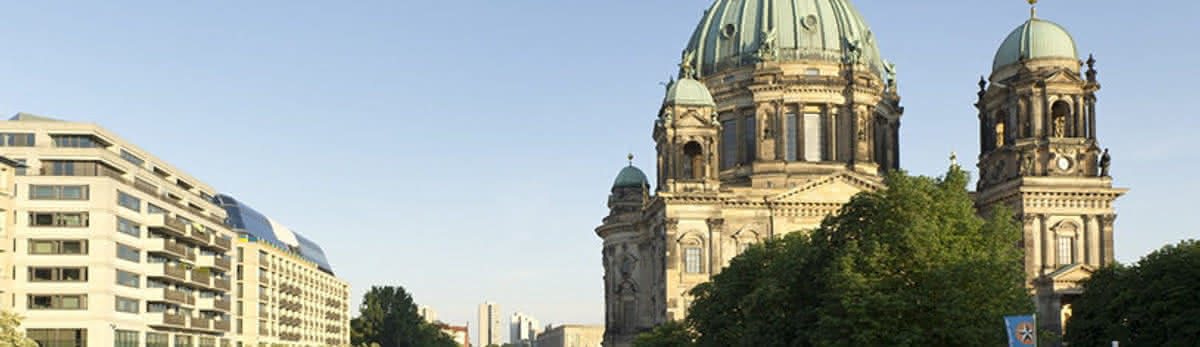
(213, 194), (335, 275)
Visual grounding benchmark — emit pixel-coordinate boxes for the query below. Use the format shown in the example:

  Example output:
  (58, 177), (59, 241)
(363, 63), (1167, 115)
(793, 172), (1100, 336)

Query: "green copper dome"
(663, 78), (715, 107)
(993, 18), (1078, 72)
(683, 0), (887, 78)
(612, 165), (649, 189)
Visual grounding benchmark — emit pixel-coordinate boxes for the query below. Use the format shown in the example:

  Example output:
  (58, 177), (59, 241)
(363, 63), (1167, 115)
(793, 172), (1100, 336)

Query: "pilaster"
(705, 218), (725, 277)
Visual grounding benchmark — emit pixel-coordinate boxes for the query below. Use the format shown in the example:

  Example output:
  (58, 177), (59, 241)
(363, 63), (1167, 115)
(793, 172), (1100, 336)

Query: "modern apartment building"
(0, 113), (349, 346)
(215, 194), (351, 346)
(534, 325), (602, 347)
(477, 301), (501, 347)
(510, 312), (540, 345)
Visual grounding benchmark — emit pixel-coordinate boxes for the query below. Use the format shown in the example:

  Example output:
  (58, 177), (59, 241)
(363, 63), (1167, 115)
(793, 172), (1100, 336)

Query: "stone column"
(706, 218), (724, 278)
(826, 103), (836, 161)
(1100, 214), (1117, 265)
(1074, 95), (1084, 138)
(1085, 215), (1100, 266)
(1040, 214), (1054, 272)
(1023, 215), (1039, 282)
(1088, 98), (1097, 140)
(664, 219), (679, 270)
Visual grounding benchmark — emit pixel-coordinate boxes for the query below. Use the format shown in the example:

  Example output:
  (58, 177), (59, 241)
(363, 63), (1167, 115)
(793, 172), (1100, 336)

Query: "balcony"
(145, 238), (194, 261)
(186, 225), (212, 246)
(147, 214), (187, 237)
(213, 278), (231, 291)
(213, 236), (232, 250)
(189, 316), (211, 330)
(146, 263), (188, 282)
(144, 288), (194, 306)
(197, 297), (231, 312)
(259, 292), (270, 302)
(197, 256), (230, 272)
(148, 312), (187, 328)
(191, 269), (212, 287)
(213, 319), (231, 332)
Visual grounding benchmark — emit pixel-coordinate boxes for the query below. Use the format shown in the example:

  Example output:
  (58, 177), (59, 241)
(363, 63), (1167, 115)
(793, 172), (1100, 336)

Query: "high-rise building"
(509, 312), (540, 345)
(477, 301), (501, 346)
(0, 156), (25, 310)
(0, 114), (351, 346)
(595, 0), (1125, 345)
(418, 305), (437, 323)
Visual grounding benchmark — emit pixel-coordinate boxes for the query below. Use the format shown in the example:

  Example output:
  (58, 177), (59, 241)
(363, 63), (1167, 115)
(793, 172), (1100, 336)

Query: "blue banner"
(1004, 314), (1037, 347)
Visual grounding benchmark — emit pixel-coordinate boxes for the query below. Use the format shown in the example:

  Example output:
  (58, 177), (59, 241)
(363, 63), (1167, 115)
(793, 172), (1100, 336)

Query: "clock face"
(1057, 157), (1072, 170)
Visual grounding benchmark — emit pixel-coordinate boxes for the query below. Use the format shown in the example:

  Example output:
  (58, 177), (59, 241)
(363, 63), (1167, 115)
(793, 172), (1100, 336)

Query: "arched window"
(684, 247), (702, 273)
(1052, 101), (1072, 138)
(682, 142), (704, 180)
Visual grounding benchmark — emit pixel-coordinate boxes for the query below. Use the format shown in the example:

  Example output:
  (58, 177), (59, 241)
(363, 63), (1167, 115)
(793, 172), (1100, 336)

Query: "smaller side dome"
(613, 165), (649, 189)
(663, 78), (715, 107)
(993, 18), (1079, 72)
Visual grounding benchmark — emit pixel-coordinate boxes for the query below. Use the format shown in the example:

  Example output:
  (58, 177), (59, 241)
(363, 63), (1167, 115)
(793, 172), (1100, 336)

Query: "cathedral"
(594, 1), (1125, 346)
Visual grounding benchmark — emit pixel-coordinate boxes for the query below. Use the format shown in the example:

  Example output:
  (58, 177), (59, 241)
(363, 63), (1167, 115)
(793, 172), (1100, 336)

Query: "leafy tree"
(1065, 240), (1200, 346)
(350, 285), (457, 347)
(0, 310), (37, 347)
(633, 321), (695, 347)
(670, 167), (1032, 346)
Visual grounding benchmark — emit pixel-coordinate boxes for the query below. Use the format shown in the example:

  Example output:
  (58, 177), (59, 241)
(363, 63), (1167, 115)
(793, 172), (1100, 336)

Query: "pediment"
(675, 110), (708, 127)
(1043, 69), (1083, 84)
(768, 172), (885, 204)
(1038, 264), (1095, 293)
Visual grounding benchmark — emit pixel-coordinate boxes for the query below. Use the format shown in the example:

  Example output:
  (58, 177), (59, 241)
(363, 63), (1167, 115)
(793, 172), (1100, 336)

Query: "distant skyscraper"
(510, 312), (540, 345)
(418, 305), (437, 323)
(477, 302), (501, 346)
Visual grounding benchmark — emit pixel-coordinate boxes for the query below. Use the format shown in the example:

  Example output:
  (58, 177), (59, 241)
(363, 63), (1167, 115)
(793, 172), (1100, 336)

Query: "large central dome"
(684, 0), (886, 78)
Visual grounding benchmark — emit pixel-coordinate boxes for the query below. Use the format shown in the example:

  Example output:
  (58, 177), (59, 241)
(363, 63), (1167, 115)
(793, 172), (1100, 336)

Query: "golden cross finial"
(950, 152), (958, 166)
(1028, 0), (1038, 18)
(627, 153), (634, 165)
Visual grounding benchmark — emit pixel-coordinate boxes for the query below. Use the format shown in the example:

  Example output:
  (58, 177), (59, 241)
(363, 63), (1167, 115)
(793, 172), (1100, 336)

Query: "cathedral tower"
(973, 6), (1126, 334)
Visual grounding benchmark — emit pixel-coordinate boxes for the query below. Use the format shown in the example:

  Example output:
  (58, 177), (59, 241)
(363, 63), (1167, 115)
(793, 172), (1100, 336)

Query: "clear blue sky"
(2, 0), (1197, 340)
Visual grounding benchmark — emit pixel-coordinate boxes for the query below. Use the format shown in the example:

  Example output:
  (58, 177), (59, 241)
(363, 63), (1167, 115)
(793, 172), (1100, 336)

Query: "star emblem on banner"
(1015, 321), (1036, 344)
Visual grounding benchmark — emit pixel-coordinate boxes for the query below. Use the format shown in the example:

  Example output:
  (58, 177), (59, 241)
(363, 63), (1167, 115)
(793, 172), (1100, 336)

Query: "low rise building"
(535, 324), (603, 347)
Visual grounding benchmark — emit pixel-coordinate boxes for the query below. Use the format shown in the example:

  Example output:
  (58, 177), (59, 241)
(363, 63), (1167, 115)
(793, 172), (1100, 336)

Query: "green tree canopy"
(350, 285), (457, 347)
(0, 310), (37, 347)
(1065, 239), (1200, 346)
(637, 167), (1033, 347)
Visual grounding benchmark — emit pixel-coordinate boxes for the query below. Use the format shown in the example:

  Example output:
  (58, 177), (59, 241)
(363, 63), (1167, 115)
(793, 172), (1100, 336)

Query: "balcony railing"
(150, 312), (187, 327)
(213, 319), (231, 332)
(191, 269), (211, 287)
(148, 263), (189, 282)
(189, 316), (211, 330)
(215, 257), (231, 271)
(147, 214), (188, 237)
(214, 236), (232, 250)
(213, 278), (231, 291)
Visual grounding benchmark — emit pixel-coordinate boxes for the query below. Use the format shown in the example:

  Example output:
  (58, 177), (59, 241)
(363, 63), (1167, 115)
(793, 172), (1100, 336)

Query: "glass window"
(148, 203), (168, 215)
(684, 247), (702, 274)
(1058, 235), (1074, 265)
(743, 116), (756, 163)
(116, 296), (139, 314)
(27, 294), (87, 310)
(721, 119), (737, 169)
(0, 133), (36, 147)
(785, 113), (798, 161)
(14, 159), (26, 176)
(120, 149), (145, 167)
(116, 329), (139, 347)
(28, 267), (87, 282)
(803, 113), (823, 162)
(117, 243), (140, 262)
(117, 269), (140, 288)
(118, 217), (140, 238)
(28, 240), (88, 255)
(27, 329), (87, 347)
(52, 134), (99, 148)
(147, 333), (170, 347)
(176, 335), (193, 347)
(118, 191), (142, 212)
(29, 212), (89, 227)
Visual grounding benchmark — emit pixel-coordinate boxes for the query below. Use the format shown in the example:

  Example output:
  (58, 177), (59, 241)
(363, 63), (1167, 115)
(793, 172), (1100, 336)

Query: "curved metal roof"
(213, 194), (335, 274)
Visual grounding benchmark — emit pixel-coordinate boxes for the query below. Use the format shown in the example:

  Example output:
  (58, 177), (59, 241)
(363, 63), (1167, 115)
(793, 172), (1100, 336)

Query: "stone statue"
(1021, 153), (1035, 175)
(1100, 148), (1111, 177)
(1054, 116), (1066, 138)
(679, 50), (697, 79)
(755, 28), (777, 62)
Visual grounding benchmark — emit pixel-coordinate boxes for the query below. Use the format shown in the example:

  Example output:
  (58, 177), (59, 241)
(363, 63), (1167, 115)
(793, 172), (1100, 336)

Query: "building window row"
(118, 217), (141, 237)
(26, 328), (86, 347)
(30, 184), (89, 200)
(28, 266), (88, 282)
(117, 243), (141, 262)
(29, 239), (88, 255)
(116, 296), (139, 313)
(116, 269), (140, 288)
(52, 134), (102, 148)
(118, 191), (142, 211)
(30, 212), (89, 227)
(28, 294), (87, 310)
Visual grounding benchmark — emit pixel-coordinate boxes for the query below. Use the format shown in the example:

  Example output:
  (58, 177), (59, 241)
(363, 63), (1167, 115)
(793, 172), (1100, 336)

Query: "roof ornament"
(950, 152), (959, 167)
(1086, 53), (1098, 82)
(842, 38), (863, 64)
(679, 50), (697, 79)
(754, 27), (778, 62)
(977, 76), (988, 100)
(1028, 0), (1038, 19)
(627, 153), (634, 166)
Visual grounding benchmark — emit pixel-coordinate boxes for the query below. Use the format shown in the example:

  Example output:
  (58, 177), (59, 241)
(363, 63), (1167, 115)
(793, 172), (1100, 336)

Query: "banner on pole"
(1004, 314), (1037, 347)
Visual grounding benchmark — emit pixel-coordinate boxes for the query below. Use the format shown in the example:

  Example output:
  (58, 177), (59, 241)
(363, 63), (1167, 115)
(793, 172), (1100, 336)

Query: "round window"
(722, 24), (736, 39)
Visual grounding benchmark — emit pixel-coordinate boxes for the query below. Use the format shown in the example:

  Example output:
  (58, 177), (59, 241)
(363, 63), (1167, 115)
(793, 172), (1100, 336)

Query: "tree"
(676, 167), (1033, 346)
(1065, 240), (1200, 346)
(0, 310), (37, 347)
(633, 321), (695, 347)
(350, 285), (457, 347)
